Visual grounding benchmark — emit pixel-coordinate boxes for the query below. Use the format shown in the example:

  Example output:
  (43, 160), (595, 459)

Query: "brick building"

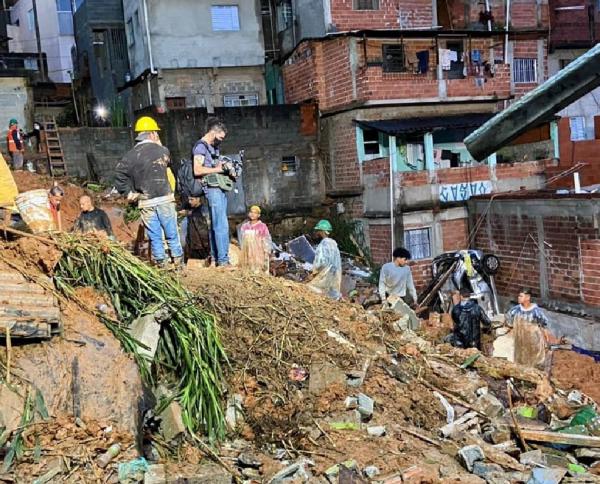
(547, 0), (600, 188)
(279, 0), (552, 291)
(469, 194), (600, 320)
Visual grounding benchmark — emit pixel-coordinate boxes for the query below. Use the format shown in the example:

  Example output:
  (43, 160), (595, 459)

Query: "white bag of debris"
(15, 189), (55, 233)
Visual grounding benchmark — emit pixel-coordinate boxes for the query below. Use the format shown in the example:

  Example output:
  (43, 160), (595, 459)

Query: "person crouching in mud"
(305, 220), (342, 300)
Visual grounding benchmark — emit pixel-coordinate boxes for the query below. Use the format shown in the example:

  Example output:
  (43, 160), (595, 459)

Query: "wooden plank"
(520, 430), (600, 448)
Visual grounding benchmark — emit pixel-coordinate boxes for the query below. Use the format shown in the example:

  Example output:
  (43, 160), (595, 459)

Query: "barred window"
(354, 0), (379, 9)
(404, 228), (432, 260)
(513, 58), (537, 84)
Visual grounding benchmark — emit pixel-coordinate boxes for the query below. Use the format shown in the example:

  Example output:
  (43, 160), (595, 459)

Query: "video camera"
(219, 149), (244, 180)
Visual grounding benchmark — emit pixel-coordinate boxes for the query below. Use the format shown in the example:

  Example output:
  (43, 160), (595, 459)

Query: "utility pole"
(31, 0), (46, 80)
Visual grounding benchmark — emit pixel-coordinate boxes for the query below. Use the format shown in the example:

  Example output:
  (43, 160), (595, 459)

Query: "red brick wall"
(369, 223), (392, 264)
(549, 117), (600, 188)
(330, 0), (433, 31)
(581, 240), (600, 307)
(549, 0), (600, 49)
(330, 119), (362, 189)
(283, 42), (321, 104)
(442, 218), (468, 251)
(411, 259), (433, 293)
(283, 37), (515, 113)
(472, 205), (600, 306)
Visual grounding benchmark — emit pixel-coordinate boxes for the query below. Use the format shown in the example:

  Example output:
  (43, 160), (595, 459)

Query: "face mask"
(213, 138), (222, 148)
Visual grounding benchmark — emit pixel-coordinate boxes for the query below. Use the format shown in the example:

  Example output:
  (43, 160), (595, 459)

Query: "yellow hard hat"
(134, 116), (160, 132)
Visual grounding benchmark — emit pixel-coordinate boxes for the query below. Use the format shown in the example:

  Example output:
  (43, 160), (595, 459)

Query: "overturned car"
(417, 250), (501, 319)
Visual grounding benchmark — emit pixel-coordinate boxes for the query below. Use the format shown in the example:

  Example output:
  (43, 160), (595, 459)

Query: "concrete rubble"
(0, 177), (599, 483)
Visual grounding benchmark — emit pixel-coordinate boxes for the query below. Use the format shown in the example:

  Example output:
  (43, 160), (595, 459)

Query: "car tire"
(482, 254), (500, 275)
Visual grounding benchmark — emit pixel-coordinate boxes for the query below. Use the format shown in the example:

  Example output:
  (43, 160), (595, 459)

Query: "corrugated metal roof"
(355, 113), (494, 135)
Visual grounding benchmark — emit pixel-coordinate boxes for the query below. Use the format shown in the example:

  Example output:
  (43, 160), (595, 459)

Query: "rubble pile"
(1, 234), (600, 482)
(185, 268), (600, 482)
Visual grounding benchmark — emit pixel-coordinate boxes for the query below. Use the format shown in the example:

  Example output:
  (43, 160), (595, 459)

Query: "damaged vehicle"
(417, 250), (501, 319)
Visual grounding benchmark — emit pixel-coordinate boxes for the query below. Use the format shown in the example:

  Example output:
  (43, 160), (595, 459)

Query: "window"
(223, 94), (259, 107)
(363, 129), (381, 156)
(404, 228), (432, 260)
(127, 18), (135, 46)
(281, 156), (298, 175)
(569, 116), (586, 141)
(513, 58), (537, 83)
(24, 57), (38, 70)
(559, 58), (572, 70)
(27, 9), (34, 31)
(56, 0), (73, 36)
(211, 5), (240, 31)
(277, 1), (293, 32)
(382, 44), (405, 73)
(353, 0), (379, 9)
(166, 97), (186, 109)
(357, 127), (389, 161)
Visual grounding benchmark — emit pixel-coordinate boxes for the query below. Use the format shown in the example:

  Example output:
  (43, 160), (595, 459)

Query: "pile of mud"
(12, 171), (139, 243)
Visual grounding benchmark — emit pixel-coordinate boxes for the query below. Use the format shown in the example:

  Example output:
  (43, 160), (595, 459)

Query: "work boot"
(173, 256), (184, 272)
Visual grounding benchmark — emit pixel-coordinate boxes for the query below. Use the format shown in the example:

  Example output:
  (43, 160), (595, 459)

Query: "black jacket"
(114, 141), (173, 201)
(73, 208), (113, 236)
(451, 300), (491, 350)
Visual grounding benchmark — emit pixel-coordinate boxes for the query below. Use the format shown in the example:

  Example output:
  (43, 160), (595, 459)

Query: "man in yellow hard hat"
(114, 116), (183, 267)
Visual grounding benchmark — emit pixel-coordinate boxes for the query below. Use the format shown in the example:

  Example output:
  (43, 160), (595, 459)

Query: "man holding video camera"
(192, 117), (236, 266)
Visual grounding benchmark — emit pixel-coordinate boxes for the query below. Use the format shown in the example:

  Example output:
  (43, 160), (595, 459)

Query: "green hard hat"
(8, 118), (17, 126)
(314, 219), (333, 232)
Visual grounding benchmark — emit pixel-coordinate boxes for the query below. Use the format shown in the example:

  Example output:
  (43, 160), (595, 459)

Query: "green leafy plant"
(52, 234), (227, 440)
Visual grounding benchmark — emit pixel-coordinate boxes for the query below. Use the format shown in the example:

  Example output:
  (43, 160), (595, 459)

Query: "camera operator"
(192, 117), (232, 267)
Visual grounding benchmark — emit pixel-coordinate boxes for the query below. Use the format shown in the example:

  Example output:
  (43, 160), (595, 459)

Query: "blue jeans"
(206, 188), (229, 265)
(141, 202), (183, 262)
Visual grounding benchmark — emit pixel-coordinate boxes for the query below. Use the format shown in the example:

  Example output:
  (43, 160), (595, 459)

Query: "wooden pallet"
(42, 117), (67, 176)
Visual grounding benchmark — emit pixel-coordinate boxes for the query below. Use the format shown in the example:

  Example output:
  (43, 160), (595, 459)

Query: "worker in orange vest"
(7, 118), (24, 170)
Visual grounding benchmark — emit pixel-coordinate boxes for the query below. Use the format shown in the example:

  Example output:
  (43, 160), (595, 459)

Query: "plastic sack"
(308, 238), (342, 300)
(118, 457), (149, 483)
(239, 221), (271, 273)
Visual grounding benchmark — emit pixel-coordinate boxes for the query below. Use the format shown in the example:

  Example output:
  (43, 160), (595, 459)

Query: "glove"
(126, 192), (140, 203)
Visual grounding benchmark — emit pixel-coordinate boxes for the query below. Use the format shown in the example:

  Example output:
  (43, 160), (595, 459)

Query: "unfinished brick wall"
(330, 0), (432, 31)
(471, 199), (600, 308)
(369, 223), (392, 263)
(549, 117), (600, 187)
(283, 43), (321, 104)
(581, 240), (600, 307)
(442, 218), (469, 251)
(549, 0), (600, 49)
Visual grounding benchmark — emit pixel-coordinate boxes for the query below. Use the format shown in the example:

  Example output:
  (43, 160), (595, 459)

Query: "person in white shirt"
(379, 247), (419, 329)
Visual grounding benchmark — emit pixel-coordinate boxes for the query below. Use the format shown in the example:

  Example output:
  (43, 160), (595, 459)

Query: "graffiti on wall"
(439, 180), (492, 203)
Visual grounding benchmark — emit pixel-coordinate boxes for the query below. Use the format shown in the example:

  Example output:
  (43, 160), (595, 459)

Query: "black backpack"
(177, 141), (205, 202)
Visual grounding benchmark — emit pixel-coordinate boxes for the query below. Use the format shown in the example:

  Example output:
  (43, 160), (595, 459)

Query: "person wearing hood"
(114, 116), (183, 267)
(305, 220), (342, 300)
(450, 288), (491, 349)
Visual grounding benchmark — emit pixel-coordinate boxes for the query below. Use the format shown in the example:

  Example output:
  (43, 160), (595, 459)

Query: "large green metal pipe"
(465, 43), (600, 161)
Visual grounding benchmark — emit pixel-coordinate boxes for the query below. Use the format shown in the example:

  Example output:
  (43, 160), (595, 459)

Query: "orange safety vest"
(7, 126), (23, 153)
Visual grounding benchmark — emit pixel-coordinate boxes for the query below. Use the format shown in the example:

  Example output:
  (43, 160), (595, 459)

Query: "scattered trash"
(433, 391), (455, 424)
(357, 393), (374, 419)
(269, 459), (314, 483)
(367, 425), (386, 437)
(117, 457), (148, 484)
(329, 422), (360, 431)
(363, 465), (380, 478)
(96, 443), (121, 469)
(288, 365), (308, 382)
